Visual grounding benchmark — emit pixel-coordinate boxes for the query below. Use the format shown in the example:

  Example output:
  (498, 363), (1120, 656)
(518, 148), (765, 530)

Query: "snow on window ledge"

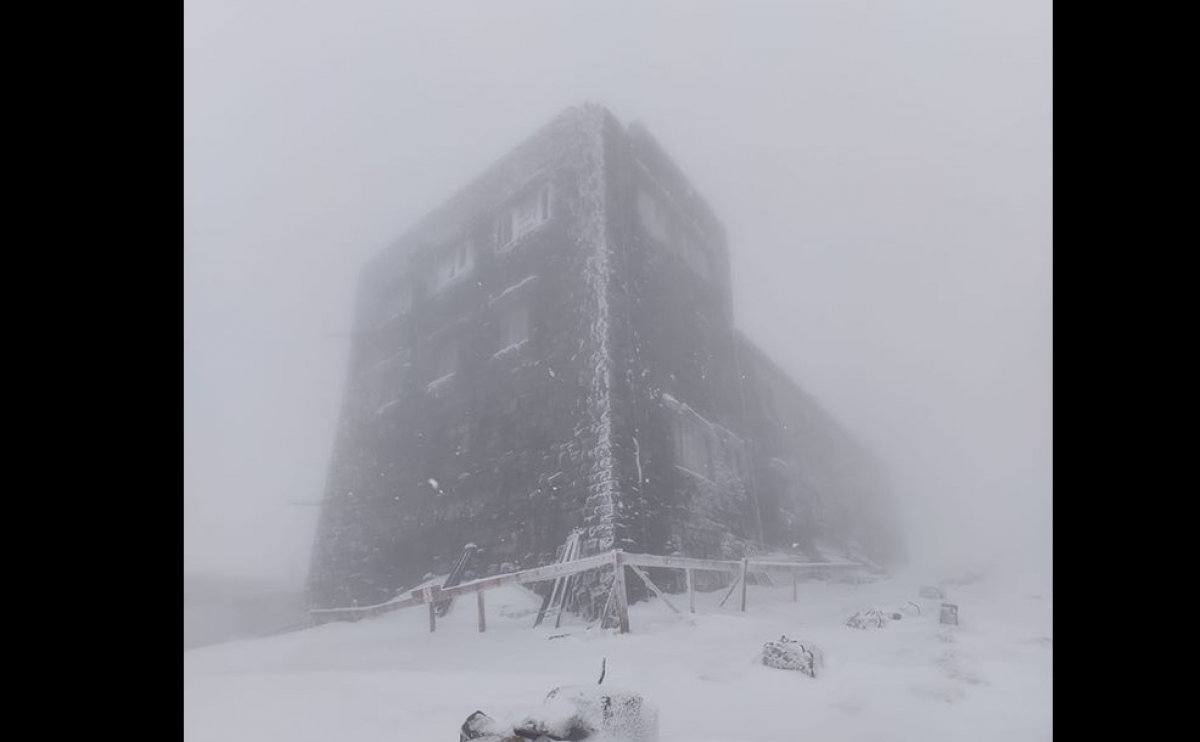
(426, 373), (456, 393)
(489, 275), (539, 306)
(374, 399), (401, 416)
(490, 338), (529, 360)
(674, 464), (716, 485)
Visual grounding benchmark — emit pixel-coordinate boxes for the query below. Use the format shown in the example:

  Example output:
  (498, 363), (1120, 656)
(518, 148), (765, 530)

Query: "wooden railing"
(308, 549), (863, 634)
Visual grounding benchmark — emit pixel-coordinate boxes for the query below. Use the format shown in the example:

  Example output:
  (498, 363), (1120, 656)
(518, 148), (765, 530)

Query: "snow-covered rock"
(761, 636), (823, 677)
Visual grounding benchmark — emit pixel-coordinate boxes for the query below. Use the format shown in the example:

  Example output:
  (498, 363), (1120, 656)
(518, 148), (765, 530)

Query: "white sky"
(184, 0), (1051, 587)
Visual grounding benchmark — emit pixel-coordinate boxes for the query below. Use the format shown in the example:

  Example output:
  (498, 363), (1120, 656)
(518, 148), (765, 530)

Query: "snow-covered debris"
(845, 609), (890, 630)
(462, 684), (658, 742)
(761, 636), (824, 677)
(920, 585), (946, 600)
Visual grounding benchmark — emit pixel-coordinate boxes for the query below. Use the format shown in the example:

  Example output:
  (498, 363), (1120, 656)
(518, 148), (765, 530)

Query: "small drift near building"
(307, 104), (902, 613)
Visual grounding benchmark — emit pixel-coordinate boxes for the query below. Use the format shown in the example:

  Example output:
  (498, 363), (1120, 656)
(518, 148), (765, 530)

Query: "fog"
(184, 0), (1051, 590)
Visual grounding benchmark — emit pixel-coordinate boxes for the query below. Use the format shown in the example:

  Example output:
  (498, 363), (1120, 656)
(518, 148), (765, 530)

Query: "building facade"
(307, 105), (900, 611)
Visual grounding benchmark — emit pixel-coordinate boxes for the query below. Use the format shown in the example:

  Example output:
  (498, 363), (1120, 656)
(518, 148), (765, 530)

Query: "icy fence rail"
(307, 550), (864, 634)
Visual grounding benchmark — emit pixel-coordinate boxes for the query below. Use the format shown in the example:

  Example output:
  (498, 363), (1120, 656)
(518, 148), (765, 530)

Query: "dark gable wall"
(604, 119), (900, 567)
(604, 120), (763, 564)
(735, 334), (901, 564)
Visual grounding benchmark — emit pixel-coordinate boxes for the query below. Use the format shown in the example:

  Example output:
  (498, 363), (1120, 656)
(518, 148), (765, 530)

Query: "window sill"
(426, 373), (456, 394)
(674, 464), (716, 486)
(373, 399), (402, 417)
(490, 339), (529, 361)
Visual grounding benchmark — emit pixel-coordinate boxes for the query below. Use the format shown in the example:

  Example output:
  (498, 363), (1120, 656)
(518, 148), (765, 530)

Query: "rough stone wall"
(308, 107), (616, 608)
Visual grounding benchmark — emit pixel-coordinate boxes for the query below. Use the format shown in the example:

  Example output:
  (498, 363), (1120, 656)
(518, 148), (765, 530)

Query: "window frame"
(497, 183), (552, 252)
(429, 240), (475, 293)
(673, 415), (715, 481)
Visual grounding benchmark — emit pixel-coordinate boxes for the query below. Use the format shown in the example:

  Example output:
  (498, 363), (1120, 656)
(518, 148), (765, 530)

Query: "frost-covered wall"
(602, 119), (756, 566)
(308, 106), (623, 609)
(574, 109), (618, 558)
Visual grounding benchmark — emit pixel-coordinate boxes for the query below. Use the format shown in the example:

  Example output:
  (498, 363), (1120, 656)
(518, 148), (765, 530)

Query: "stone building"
(307, 104), (900, 610)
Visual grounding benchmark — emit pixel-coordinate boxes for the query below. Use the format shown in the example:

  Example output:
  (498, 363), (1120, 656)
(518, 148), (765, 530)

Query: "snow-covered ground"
(184, 568), (1051, 742)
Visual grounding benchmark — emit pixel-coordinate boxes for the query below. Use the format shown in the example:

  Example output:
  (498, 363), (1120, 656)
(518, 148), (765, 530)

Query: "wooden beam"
(686, 568), (695, 613)
(476, 589), (486, 633)
(598, 575), (617, 630)
(745, 560), (859, 575)
(718, 572), (743, 608)
(612, 551), (630, 634)
(307, 551), (863, 625)
(740, 558), (749, 612)
(554, 573), (575, 630)
(438, 552), (614, 600)
(428, 600), (437, 633)
(628, 565), (681, 614)
(621, 553), (742, 573)
(308, 596), (419, 621)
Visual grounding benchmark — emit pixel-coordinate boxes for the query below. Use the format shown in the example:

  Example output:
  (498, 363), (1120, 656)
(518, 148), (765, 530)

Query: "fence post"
(686, 568), (695, 614)
(477, 589), (486, 633)
(792, 573), (798, 602)
(613, 550), (630, 634)
(740, 558), (749, 612)
(428, 601), (437, 632)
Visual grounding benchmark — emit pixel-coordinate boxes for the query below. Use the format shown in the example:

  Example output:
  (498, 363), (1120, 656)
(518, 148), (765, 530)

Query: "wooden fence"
(308, 549), (863, 634)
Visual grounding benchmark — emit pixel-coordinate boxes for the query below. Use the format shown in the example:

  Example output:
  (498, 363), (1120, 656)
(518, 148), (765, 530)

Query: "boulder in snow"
(761, 636), (824, 677)
(461, 711), (512, 742)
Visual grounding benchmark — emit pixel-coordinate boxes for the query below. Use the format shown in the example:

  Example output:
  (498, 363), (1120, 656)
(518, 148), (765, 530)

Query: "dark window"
(498, 303), (530, 348)
(673, 417), (713, 479)
(433, 340), (457, 379)
(498, 184), (550, 251)
(495, 214), (513, 247)
(371, 351), (409, 412)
